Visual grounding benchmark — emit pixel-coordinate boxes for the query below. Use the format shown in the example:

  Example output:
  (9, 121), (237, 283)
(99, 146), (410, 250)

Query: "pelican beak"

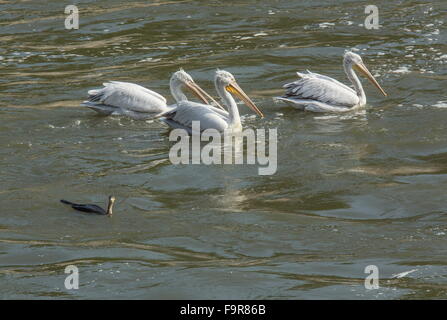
(355, 62), (388, 96)
(185, 81), (226, 110)
(226, 81), (264, 118)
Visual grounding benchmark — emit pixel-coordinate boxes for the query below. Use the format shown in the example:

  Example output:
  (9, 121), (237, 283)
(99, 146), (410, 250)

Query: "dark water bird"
(60, 195), (116, 216)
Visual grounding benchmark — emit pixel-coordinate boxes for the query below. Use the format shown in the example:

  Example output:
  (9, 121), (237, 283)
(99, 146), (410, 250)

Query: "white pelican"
(158, 70), (264, 133)
(81, 69), (222, 120)
(275, 51), (387, 112)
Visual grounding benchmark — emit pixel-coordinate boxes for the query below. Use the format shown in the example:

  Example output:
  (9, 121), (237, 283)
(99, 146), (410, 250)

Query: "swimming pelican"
(275, 51), (387, 112)
(158, 70), (263, 133)
(81, 69), (222, 120)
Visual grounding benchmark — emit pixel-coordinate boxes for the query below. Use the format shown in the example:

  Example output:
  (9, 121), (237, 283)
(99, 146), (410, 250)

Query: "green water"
(0, 0), (446, 299)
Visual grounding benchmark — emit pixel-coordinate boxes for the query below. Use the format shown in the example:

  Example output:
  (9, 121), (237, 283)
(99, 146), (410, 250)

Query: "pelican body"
(275, 51), (387, 112)
(81, 69), (220, 120)
(158, 70), (263, 133)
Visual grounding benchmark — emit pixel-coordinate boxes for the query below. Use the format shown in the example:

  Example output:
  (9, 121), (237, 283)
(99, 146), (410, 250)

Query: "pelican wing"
(84, 81), (167, 113)
(304, 71), (356, 94)
(282, 71), (359, 107)
(161, 101), (229, 132)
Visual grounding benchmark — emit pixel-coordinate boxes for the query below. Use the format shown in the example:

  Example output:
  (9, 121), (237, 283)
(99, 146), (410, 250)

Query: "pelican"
(81, 69), (222, 120)
(158, 70), (263, 133)
(275, 51), (387, 112)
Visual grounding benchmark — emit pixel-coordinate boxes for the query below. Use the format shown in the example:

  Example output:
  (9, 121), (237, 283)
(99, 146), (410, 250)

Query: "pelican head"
(171, 68), (194, 85)
(215, 70), (264, 118)
(343, 51), (387, 96)
(170, 69), (224, 109)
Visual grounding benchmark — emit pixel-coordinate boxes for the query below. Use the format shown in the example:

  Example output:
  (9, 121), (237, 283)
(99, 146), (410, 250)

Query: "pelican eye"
(225, 85), (237, 94)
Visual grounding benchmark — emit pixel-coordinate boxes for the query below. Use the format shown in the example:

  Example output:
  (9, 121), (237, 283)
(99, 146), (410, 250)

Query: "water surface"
(0, 0), (446, 299)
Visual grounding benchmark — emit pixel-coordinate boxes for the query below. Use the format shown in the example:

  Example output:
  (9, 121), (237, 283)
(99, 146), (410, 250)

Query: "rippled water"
(1, 0), (446, 299)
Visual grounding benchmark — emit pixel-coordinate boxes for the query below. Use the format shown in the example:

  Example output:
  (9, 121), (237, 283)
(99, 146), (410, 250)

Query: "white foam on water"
(392, 269), (418, 279)
(47, 124), (66, 129)
(313, 115), (338, 120)
(433, 101), (447, 108)
(139, 57), (161, 62)
(318, 22), (335, 28)
(391, 66), (410, 74)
